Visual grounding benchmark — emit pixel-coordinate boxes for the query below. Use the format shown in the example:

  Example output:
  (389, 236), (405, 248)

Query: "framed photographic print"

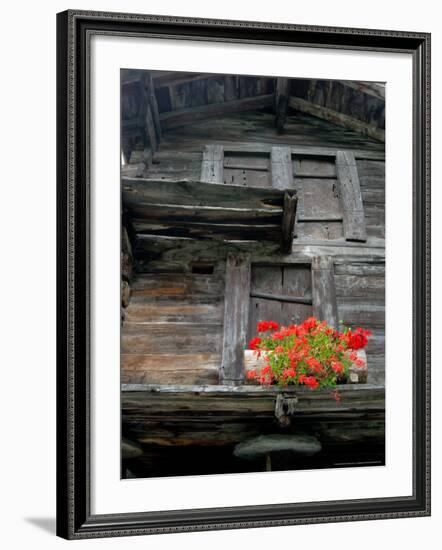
(56, 9), (431, 539)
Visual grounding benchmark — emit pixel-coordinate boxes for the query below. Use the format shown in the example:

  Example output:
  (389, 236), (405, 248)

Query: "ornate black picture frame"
(56, 9), (430, 539)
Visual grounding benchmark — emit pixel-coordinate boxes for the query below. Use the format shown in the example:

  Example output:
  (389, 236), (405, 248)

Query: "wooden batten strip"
(201, 144), (224, 183)
(335, 151), (367, 242)
(220, 253), (251, 385)
(311, 256), (339, 329)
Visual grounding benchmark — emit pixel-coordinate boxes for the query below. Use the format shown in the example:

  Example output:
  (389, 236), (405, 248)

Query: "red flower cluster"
(345, 327), (372, 350)
(247, 317), (370, 393)
(256, 320), (280, 332)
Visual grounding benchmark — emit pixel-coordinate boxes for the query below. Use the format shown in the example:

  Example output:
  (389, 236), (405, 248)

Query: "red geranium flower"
(257, 320), (279, 333)
(248, 337), (262, 350)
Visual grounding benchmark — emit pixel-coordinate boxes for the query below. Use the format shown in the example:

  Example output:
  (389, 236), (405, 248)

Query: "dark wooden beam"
(147, 74), (162, 143)
(275, 77), (289, 133)
(160, 94), (274, 130)
(220, 253), (251, 385)
(335, 150), (367, 242)
(289, 96), (385, 142)
(122, 177), (284, 210)
(281, 191), (297, 254)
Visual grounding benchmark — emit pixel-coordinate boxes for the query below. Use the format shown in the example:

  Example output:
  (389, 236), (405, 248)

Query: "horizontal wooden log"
(132, 221), (282, 241)
(122, 322), (222, 354)
(160, 94), (274, 130)
(122, 177), (284, 209)
(131, 273), (224, 296)
(124, 300), (223, 324)
(122, 384), (385, 419)
(289, 96), (385, 142)
(128, 203), (283, 225)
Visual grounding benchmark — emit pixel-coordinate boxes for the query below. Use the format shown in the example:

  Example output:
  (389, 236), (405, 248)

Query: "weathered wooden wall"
(121, 95), (386, 386)
(120, 70), (386, 476)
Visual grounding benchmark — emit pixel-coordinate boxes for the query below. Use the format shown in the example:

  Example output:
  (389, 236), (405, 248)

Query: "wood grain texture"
(271, 146), (293, 190)
(160, 94), (274, 130)
(200, 144), (224, 183)
(336, 151), (367, 242)
(275, 78), (289, 133)
(311, 256), (339, 329)
(220, 253), (251, 384)
(281, 191), (297, 253)
(289, 95), (385, 142)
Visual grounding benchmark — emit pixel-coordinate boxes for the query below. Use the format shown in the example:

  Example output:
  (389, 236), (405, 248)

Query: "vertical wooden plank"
(221, 253), (251, 385)
(281, 191), (297, 253)
(275, 77), (289, 133)
(311, 256), (338, 329)
(147, 74), (162, 143)
(271, 146), (293, 189)
(201, 144), (224, 183)
(145, 105), (158, 152)
(336, 150), (367, 241)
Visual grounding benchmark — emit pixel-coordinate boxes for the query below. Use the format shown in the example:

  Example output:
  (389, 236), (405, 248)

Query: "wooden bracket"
(281, 191), (298, 254)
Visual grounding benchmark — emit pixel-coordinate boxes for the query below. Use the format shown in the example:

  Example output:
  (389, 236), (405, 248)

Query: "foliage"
(247, 317), (371, 394)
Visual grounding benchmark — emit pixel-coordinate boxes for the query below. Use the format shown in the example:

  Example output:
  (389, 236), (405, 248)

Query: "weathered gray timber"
(160, 94), (274, 130)
(271, 145), (293, 189)
(289, 95), (385, 142)
(220, 253), (251, 385)
(122, 383), (385, 413)
(311, 256), (339, 329)
(336, 151), (367, 242)
(275, 78), (289, 133)
(200, 144), (224, 183)
(281, 191), (297, 253)
(120, 71), (386, 476)
(122, 177), (296, 249)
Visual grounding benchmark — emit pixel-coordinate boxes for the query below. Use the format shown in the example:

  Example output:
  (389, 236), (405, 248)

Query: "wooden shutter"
(248, 265), (313, 341)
